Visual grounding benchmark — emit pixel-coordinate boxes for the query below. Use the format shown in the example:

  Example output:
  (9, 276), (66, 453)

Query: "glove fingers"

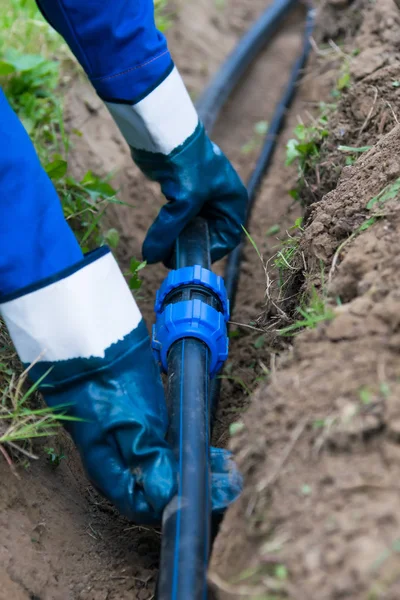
(114, 427), (178, 515)
(142, 199), (198, 264)
(83, 442), (160, 523)
(210, 447), (243, 513)
(203, 189), (247, 263)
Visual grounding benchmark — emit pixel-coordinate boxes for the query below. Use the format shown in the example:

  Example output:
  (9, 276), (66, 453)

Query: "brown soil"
(211, 1), (400, 599)
(0, 1), (318, 599)
(301, 0), (400, 208)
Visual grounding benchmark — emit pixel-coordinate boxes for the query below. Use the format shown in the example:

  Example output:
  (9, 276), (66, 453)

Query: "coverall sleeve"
(0, 89), (83, 297)
(36, 0), (173, 104)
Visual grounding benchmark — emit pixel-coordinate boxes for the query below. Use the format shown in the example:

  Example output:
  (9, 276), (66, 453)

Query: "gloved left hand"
(107, 67), (248, 266)
(35, 1), (247, 264)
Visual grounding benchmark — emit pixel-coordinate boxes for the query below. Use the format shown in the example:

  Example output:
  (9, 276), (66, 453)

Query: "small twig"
(386, 101), (399, 125)
(328, 233), (356, 284)
(309, 36), (332, 56)
(358, 86), (378, 139)
(208, 571), (265, 597)
(228, 320), (264, 332)
(328, 39), (351, 60)
(19, 349), (48, 380)
(0, 444), (20, 479)
(339, 483), (400, 494)
(5, 440), (38, 460)
(256, 418), (308, 493)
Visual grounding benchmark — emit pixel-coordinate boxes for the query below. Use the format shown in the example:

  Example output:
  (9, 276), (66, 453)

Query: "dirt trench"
(0, 1), (317, 599)
(212, 1), (400, 599)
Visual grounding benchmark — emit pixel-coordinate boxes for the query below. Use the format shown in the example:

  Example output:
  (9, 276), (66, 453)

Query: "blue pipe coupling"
(152, 265), (230, 377)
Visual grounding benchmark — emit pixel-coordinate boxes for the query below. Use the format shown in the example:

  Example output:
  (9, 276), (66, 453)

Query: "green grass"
(286, 117), (329, 175)
(286, 103), (335, 202)
(0, 323), (80, 462)
(0, 0), (172, 461)
(272, 217), (303, 286)
(278, 286), (335, 336)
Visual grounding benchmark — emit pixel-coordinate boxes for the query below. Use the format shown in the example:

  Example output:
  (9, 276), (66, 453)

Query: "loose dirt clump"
(211, 1), (400, 599)
(316, 0), (367, 43)
(301, 0), (400, 208)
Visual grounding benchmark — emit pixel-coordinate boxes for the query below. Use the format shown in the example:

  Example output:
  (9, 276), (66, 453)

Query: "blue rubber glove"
(35, 1), (247, 265)
(107, 68), (248, 265)
(0, 248), (240, 521)
(133, 123), (247, 265)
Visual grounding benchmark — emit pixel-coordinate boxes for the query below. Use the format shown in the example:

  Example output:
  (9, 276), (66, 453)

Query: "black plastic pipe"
(158, 219), (212, 600)
(196, 0), (299, 132)
(209, 8), (315, 419)
(157, 4), (315, 599)
(225, 8), (315, 309)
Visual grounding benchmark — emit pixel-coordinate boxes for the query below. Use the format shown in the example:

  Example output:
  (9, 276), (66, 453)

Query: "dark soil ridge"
(211, 1), (400, 599)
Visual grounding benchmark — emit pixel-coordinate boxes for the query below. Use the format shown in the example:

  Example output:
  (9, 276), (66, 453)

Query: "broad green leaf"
(293, 123), (307, 141)
(285, 139), (300, 165)
(45, 159), (68, 181)
(0, 60), (15, 75)
(275, 565), (288, 580)
(80, 172), (116, 198)
(4, 51), (45, 72)
(130, 258), (146, 273)
(129, 276), (142, 290)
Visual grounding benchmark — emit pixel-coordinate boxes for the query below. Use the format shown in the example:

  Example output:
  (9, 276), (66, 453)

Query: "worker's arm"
(36, 0), (248, 264)
(0, 89), (242, 520)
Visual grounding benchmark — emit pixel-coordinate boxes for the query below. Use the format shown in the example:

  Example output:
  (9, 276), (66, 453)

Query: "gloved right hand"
(1, 247), (177, 521)
(0, 247), (241, 521)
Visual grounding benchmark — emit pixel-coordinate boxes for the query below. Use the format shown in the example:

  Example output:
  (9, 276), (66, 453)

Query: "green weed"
(241, 120), (269, 155)
(331, 57), (351, 99)
(367, 178), (400, 210)
(359, 386), (372, 405)
(300, 483), (312, 496)
(266, 224), (281, 237)
(285, 107), (332, 201)
(286, 121), (329, 171)
(154, 0), (174, 32)
(229, 421), (244, 436)
(0, 354), (81, 461)
(44, 445), (66, 468)
(278, 286), (335, 336)
(272, 218), (303, 286)
(125, 258), (147, 292)
(338, 145), (372, 154)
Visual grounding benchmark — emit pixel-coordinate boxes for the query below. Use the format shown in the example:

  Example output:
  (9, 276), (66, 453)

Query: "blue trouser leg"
(0, 88), (83, 297)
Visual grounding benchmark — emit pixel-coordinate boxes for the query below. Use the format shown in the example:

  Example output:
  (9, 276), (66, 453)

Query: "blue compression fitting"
(153, 266), (230, 377)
